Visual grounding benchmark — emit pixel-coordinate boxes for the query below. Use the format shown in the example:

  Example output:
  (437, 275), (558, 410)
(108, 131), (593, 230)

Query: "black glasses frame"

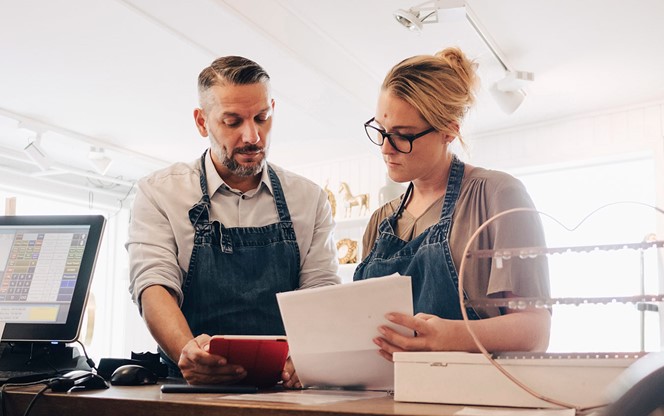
(363, 117), (436, 154)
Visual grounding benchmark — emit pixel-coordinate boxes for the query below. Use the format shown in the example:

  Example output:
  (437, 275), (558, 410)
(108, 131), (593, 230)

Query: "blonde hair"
(381, 47), (478, 146)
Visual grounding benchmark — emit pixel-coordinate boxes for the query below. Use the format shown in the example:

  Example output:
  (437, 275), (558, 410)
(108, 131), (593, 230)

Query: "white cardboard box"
(393, 351), (638, 408)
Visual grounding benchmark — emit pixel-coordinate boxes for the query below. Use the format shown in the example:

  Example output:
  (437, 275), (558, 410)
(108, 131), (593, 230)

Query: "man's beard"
(209, 133), (267, 177)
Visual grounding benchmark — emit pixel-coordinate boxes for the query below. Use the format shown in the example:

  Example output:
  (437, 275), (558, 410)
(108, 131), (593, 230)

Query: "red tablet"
(209, 335), (289, 388)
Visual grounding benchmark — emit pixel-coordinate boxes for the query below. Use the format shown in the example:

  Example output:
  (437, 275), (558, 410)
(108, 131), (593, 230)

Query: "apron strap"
(440, 155), (465, 220)
(188, 150), (231, 252)
(188, 151), (212, 239)
(267, 165), (293, 223)
(394, 182), (414, 219)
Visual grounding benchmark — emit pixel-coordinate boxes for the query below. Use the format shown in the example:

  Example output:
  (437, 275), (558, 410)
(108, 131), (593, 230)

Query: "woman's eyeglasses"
(363, 117), (435, 154)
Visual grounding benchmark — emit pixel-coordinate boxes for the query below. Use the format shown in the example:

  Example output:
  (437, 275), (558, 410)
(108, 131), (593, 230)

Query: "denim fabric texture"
(163, 152), (300, 376)
(354, 155), (480, 320)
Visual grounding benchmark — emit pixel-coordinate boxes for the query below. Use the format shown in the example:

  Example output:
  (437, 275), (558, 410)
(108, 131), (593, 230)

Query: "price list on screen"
(0, 232), (85, 303)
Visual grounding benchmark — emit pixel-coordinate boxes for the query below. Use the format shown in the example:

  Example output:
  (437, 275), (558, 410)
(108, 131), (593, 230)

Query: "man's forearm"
(141, 285), (195, 363)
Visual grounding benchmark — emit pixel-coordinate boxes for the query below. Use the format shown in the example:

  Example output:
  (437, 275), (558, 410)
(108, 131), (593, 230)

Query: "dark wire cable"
(22, 384), (49, 416)
(2, 379), (53, 416)
(1, 371), (92, 415)
(75, 340), (97, 372)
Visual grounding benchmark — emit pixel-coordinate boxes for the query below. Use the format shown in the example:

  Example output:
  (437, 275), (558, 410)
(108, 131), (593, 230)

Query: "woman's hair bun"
(435, 47), (478, 91)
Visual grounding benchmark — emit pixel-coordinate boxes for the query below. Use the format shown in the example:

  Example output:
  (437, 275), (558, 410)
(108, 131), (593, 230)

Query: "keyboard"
(0, 342), (89, 385)
(0, 370), (59, 385)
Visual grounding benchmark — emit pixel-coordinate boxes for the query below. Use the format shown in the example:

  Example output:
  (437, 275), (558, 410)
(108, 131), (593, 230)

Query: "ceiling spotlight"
(394, 1), (534, 114)
(393, 0), (464, 32)
(490, 71), (534, 114)
(393, 8), (427, 32)
(88, 147), (112, 175)
(494, 70), (535, 93)
(23, 135), (52, 171)
(489, 84), (527, 115)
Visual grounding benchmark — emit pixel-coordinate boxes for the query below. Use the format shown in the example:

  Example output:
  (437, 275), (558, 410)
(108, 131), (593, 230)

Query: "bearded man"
(126, 56), (339, 387)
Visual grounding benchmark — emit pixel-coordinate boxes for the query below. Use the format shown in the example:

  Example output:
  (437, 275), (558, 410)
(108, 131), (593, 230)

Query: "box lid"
(393, 351), (486, 364)
(393, 351), (640, 368)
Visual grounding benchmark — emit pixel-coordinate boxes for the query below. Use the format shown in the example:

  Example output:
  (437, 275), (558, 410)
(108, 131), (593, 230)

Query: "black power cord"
(75, 340), (97, 372)
(20, 384), (50, 416)
(2, 372), (94, 416)
(1, 366), (97, 416)
(0, 340), (99, 415)
(2, 378), (51, 416)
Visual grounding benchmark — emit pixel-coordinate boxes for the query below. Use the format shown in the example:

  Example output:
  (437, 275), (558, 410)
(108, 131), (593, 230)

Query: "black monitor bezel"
(0, 215), (106, 342)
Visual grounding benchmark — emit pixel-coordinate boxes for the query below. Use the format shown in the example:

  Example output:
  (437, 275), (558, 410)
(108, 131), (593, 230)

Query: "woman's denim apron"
(162, 152), (300, 376)
(353, 155), (479, 320)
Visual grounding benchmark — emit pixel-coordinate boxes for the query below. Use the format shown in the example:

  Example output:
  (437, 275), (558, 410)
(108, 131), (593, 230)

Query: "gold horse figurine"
(338, 182), (370, 217)
(323, 180), (336, 218)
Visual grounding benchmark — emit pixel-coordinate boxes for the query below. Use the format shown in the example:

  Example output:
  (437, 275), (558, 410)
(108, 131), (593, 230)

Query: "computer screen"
(0, 215), (105, 342)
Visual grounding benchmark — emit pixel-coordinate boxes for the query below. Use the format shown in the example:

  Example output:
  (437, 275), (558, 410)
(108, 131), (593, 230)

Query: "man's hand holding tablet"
(209, 335), (289, 388)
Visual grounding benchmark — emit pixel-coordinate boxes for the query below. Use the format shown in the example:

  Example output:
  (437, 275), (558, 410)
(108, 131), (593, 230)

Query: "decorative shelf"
(467, 240), (664, 259)
(464, 236), (664, 310)
(493, 351), (645, 360)
(466, 294), (664, 309)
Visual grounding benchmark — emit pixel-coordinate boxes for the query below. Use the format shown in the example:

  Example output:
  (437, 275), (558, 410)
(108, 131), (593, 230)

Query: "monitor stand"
(0, 341), (90, 379)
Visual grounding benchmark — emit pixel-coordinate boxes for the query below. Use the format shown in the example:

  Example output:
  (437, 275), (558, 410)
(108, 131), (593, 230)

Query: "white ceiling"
(1, 0), (664, 196)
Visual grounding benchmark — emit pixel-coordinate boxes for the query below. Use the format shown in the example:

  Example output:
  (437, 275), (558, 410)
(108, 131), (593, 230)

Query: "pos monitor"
(0, 215), (106, 343)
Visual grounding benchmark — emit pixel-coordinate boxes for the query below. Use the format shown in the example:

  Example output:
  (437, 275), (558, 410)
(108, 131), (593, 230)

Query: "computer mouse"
(110, 364), (158, 386)
(55, 370), (110, 391)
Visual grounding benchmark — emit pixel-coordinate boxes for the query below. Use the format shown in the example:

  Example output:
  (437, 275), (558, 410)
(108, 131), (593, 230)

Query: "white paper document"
(277, 274), (413, 391)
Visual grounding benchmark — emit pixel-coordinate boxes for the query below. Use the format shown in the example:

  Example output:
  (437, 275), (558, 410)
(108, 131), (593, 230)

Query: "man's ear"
(193, 108), (208, 137)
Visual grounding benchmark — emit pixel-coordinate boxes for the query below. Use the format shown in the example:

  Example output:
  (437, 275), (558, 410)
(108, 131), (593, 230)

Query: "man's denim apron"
(162, 152), (300, 376)
(353, 155), (479, 320)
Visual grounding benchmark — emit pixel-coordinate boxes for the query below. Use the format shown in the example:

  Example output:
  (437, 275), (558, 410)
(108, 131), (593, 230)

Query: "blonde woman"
(354, 47), (551, 360)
